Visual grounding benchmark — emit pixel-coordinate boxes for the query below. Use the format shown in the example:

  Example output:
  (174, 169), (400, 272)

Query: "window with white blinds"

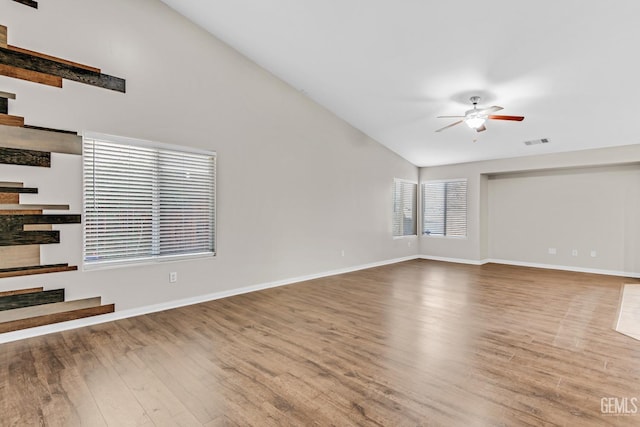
(422, 179), (467, 237)
(83, 133), (216, 268)
(392, 179), (417, 237)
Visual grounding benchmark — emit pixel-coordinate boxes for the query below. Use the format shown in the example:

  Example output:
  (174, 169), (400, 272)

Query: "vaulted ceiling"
(161, 1), (640, 166)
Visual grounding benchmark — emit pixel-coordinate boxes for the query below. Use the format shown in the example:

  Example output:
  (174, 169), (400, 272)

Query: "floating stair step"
(0, 45), (125, 92)
(7, 45), (99, 74)
(0, 64), (62, 88)
(0, 263), (77, 278)
(0, 204), (69, 211)
(0, 303), (115, 333)
(0, 287), (43, 297)
(0, 214), (81, 227)
(0, 229), (60, 246)
(0, 296), (101, 323)
(0, 113), (24, 127)
(0, 146), (50, 167)
(0, 288), (64, 311)
(0, 124), (81, 155)
(0, 186), (37, 194)
(0, 214), (81, 246)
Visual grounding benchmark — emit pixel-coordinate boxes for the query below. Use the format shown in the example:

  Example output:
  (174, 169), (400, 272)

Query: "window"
(393, 179), (417, 237)
(422, 179), (467, 237)
(83, 133), (216, 268)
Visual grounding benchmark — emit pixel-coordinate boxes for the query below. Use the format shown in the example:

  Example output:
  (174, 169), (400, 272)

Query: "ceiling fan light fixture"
(435, 96), (524, 133)
(465, 116), (486, 129)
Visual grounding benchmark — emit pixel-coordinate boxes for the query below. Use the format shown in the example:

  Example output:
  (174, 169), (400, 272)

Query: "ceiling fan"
(436, 96), (524, 133)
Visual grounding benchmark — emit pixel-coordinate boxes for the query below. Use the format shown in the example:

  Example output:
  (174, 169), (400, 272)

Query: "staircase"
(0, 93), (116, 334)
(0, 286), (114, 333)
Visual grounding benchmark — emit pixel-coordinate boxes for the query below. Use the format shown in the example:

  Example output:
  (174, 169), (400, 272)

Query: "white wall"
(0, 0), (418, 316)
(420, 144), (640, 276)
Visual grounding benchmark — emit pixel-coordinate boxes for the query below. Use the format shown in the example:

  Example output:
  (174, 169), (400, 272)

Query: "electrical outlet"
(548, 248), (557, 255)
(591, 250), (597, 258)
(341, 249), (345, 257)
(170, 272), (177, 283)
(572, 249), (578, 257)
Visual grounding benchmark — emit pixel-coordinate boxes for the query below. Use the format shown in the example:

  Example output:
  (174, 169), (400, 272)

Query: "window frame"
(82, 131), (216, 270)
(421, 178), (467, 239)
(392, 178), (418, 238)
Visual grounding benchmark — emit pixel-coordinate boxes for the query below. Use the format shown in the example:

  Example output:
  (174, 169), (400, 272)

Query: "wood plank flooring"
(1, 260), (640, 426)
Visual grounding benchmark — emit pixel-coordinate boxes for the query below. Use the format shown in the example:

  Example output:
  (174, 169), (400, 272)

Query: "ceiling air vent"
(524, 138), (550, 146)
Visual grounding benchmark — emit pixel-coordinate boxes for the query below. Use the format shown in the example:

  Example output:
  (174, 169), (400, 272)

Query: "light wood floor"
(616, 284), (640, 341)
(2, 260), (640, 426)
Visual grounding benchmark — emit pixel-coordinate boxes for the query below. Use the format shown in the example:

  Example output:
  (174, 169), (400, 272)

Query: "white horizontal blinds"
(158, 150), (215, 257)
(84, 136), (215, 266)
(84, 140), (156, 263)
(444, 180), (467, 237)
(393, 179), (417, 236)
(422, 180), (467, 237)
(423, 182), (445, 236)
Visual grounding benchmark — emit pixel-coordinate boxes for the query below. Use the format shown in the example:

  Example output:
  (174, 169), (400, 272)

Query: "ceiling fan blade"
(435, 120), (463, 132)
(488, 114), (525, 121)
(476, 124), (487, 132)
(477, 105), (503, 115)
(436, 115), (465, 118)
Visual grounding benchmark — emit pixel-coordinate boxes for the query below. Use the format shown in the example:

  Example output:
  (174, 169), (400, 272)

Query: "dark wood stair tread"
(0, 288), (64, 311)
(0, 146), (50, 167)
(0, 186), (37, 194)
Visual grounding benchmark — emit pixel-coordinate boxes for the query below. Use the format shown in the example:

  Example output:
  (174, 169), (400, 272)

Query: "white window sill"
(82, 252), (216, 272)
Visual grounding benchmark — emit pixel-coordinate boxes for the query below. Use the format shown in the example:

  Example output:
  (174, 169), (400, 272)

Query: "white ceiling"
(160, 0), (640, 167)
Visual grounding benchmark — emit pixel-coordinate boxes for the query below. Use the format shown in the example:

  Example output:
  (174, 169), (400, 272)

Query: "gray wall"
(0, 0), (418, 317)
(420, 145), (640, 275)
(488, 165), (640, 273)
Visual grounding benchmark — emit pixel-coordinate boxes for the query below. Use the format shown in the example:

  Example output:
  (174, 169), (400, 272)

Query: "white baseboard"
(485, 258), (640, 278)
(419, 255), (488, 265)
(419, 254), (640, 278)
(0, 255), (420, 344)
